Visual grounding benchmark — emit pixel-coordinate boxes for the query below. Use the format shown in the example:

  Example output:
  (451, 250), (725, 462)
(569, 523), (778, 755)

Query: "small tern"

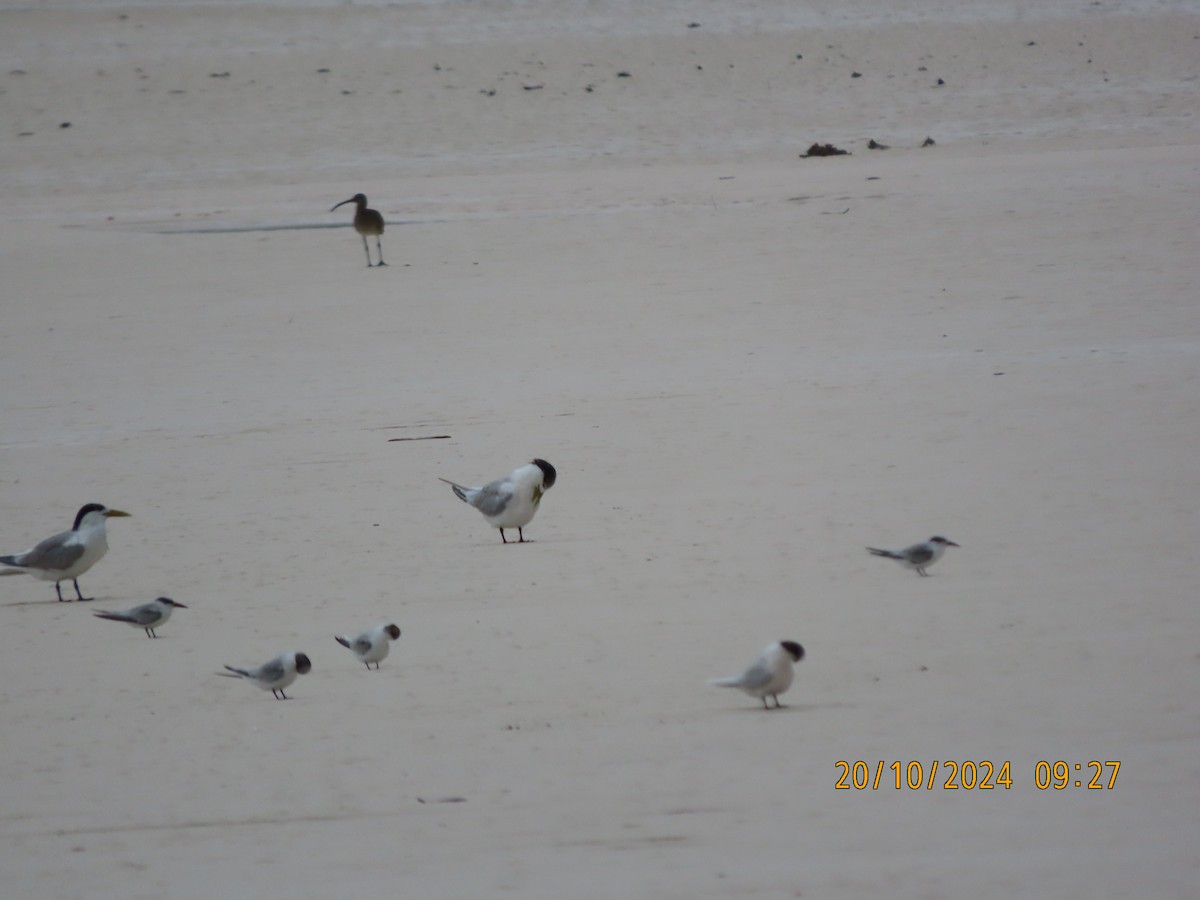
(867, 535), (960, 576)
(440, 458), (557, 543)
(93, 596), (186, 638)
(335, 623), (401, 669)
(221, 652), (312, 699)
(0, 503), (131, 601)
(711, 641), (805, 710)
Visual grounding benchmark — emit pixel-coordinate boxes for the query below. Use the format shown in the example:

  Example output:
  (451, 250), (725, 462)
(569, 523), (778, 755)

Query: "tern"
(331, 193), (386, 267)
(221, 652), (312, 699)
(93, 596), (186, 638)
(0, 503), (131, 601)
(711, 641), (805, 710)
(867, 535), (960, 576)
(440, 458), (557, 543)
(335, 623), (402, 669)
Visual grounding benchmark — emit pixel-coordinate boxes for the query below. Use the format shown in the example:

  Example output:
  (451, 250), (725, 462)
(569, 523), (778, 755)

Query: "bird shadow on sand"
(724, 701), (849, 715)
(453, 534), (589, 548)
(1, 597), (107, 607)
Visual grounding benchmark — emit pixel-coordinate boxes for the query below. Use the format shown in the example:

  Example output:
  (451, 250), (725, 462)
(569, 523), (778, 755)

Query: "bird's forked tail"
(438, 478), (470, 503)
(334, 635), (352, 649)
(867, 547), (902, 559)
(708, 676), (743, 688)
(93, 611), (132, 623)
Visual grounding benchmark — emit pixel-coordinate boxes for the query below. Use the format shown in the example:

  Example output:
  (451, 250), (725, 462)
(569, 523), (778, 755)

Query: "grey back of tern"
(94, 596), (186, 638)
(0, 503), (131, 601)
(439, 458), (557, 543)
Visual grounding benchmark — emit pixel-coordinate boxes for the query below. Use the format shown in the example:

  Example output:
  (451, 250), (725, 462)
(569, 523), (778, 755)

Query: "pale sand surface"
(2, 2), (1198, 897)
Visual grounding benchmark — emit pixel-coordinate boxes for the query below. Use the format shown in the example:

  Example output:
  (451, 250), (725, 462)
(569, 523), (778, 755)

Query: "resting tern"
(711, 641), (805, 710)
(0, 503), (131, 601)
(335, 623), (401, 669)
(867, 535), (960, 576)
(221, 652), (312, 699)
(93, 596), (186, 638)
(439, 458), (557, 543)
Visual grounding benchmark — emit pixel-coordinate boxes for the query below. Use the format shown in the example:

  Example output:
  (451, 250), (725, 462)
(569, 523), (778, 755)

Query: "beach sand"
(2, 1), (1198, 896)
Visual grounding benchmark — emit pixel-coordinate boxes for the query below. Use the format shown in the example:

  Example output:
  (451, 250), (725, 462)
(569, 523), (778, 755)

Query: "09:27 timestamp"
(1033, 760), (1121, 790)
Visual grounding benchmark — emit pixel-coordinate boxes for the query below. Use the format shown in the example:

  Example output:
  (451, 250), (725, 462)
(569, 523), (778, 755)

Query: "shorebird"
(439, 459), (557, 543)
(335, 623), (401, 669)
(94, 596), (187, 638)
(221, 652), (312, 700)
(867, 535), (960, 576)
(331, 193), (387, 267)
(710, 641), (806, 710)
(0, 503), (131, 601)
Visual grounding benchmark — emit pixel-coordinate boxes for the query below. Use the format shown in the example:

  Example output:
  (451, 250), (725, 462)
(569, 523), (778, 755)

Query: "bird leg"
(517, 528), (526, 543)
(73, 578), (93, 601)
(375, 237), (387, 266)
(361, 235), (373, 268)
(55, 581), (65, 602)
(499, 529), (508, 544)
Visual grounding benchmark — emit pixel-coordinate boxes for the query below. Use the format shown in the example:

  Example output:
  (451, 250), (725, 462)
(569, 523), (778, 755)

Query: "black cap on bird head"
(294, 653), (313, 674)
(928, 536), (960, 547)
(73, 503), (108, 529)
(73, 503), (130, 528)
(780, 641), (805, 662)
(531, 459), (557, 489)
(383, 624), (401, 640)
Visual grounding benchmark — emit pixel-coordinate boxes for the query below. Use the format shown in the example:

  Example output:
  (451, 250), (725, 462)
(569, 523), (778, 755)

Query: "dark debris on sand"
(800, 143), (849, 158)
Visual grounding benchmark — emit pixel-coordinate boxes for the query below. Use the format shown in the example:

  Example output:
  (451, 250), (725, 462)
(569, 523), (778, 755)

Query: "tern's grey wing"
(737, 659), (775, 691)
(470, 479), (515, 517)
(352, 636), (373, 655)
(256, 658), (287, 683)
(19, 532), (85, 570)
(125, 604), (166, 626)
(905, 544), (934, 565)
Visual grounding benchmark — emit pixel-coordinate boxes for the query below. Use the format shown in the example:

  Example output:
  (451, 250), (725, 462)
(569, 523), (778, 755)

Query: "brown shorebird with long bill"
(331, 193), (387, 267)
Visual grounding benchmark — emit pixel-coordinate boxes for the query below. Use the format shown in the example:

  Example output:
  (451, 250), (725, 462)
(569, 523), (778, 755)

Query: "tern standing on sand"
(221, 652), (312, 699)
(94, 596), (187, 638)
(0, 503), (131, 601)
(710, 641), (806, 710)
(440, 459), (557, 543)
(867, 536), (960, 576)
(335, 623), (402, 669)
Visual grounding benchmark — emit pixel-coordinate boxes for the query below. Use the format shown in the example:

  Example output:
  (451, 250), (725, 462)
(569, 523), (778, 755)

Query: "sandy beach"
(2, 1), (1198, 897)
